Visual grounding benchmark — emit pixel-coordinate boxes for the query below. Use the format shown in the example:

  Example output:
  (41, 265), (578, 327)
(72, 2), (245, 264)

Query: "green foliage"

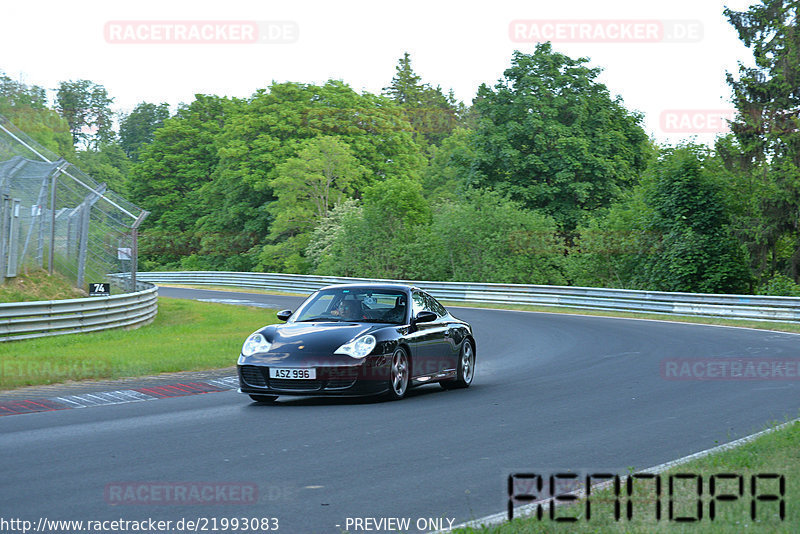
(424, 190), (566, 284)
(75, 142), (130, 193)
(571, 146), (753, 293)
(467, 44), (651, 231)
(305, 198), (361, 272)
(305, 176), (431, 279)
(567, 194), (652, 288)
(422, 127), (476, 199)
(757, 273), (800, 296)
(119, 101), (170, 159)
(308, 189), (565, 284)
(193, 81), (425, 270)
(130, 95), (239, 267)
(257, 136), (368, 274)
(641, 146), (752, 293)
(268, 136), (367, 238)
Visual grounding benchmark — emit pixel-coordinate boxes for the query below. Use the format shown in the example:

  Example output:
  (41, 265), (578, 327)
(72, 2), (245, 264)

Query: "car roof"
(317, 282), (419, 292)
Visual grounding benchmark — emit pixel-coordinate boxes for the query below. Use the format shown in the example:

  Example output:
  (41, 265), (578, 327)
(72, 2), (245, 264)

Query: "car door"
(423, 292), (460, 374)
(408, 291), (450, 378)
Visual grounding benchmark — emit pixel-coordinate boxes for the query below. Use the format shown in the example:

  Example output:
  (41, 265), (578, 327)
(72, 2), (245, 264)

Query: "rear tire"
(441, 339), (475, 390)
(249, 394), (278, 403)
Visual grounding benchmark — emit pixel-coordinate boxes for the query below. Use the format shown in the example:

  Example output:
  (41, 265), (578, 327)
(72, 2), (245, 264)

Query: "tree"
(304, 176), (431, 278)
(383, 52), (423, 105)
(422, 127), (476, 198)
(269, 136), (366, 237)
(566, 192), (652, 289)
(425, 190), (566, 284)
(257, 137), (367, 273)
(119, 102), (170, 159)
(195, 80), (425, 270)
(307, 186), (567, 284)
(638, 146), (752, 293)
(383, 52), (462, 145)
(129, 95), (240, 268)
(723, 0), (800, 282)
(55, 80), (115, 148)
(467, 44), (651, 232)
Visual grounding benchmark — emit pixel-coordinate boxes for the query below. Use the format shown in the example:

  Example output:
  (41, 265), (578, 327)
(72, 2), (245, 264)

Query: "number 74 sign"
(89, 283), (111, 296)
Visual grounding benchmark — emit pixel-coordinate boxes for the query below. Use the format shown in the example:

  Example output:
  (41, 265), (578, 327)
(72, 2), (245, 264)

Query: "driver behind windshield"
(332, 299), (363, 321)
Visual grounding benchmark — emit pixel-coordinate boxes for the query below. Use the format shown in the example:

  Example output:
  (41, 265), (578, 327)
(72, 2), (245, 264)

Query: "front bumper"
(237, 358), (392, 397)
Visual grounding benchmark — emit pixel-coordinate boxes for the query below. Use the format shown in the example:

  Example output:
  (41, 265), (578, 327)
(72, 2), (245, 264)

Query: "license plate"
(270, 368), (316, 379)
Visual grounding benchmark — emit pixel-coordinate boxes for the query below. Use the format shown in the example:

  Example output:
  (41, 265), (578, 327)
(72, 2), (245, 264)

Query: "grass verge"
(461, 419), (798, 533)
(0, 269), (86, 302)
(0, 297), (276, 390)
(159, 283), (307, 297)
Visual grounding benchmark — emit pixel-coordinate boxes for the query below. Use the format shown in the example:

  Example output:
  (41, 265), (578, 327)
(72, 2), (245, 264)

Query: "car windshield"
(291, 288), (408, 325)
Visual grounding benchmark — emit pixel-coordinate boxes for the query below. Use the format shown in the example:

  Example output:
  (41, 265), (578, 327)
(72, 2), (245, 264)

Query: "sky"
(1, 0), (760, 146)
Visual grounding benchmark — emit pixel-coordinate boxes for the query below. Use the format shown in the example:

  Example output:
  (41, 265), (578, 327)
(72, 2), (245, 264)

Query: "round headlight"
(242, 332), (271, 357)
(334, 334), (377, 359)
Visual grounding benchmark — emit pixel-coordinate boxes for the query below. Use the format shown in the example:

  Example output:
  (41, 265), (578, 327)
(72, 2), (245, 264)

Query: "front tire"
(441, 339), (475, 390)
(249, 394), (278, 403)
(386, 347), (410, 400)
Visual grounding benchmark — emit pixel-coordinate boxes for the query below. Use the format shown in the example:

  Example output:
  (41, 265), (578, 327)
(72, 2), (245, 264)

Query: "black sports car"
(237, 283), (476, 402)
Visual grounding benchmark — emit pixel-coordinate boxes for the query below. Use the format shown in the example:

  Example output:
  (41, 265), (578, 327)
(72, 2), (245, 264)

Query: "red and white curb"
(0, 376), (238, 417)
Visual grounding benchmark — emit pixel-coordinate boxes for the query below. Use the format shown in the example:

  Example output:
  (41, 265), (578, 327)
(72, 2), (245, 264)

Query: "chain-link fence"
(0, 114), (148, 292)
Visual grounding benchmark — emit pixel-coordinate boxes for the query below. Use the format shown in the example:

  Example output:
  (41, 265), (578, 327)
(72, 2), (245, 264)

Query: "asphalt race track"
(1, 286), (798, 533)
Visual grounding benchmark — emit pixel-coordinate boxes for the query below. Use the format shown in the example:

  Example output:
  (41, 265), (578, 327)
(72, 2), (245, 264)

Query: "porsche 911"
(237, 283), (476, 402)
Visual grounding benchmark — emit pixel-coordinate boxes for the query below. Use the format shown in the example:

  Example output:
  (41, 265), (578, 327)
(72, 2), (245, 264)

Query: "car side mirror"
(276, 309), (293, 321)
(413, 310), (437, 324)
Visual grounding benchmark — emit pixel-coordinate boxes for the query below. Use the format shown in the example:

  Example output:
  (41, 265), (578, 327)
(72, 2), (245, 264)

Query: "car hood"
(259, 321), (383, 354)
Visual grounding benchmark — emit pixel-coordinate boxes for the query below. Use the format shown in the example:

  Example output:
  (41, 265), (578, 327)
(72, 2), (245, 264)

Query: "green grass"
(161, 283), (307, 297)
(0, 297), (276, 390)
(0, 269), (87, 302)
(461, 419), (799, 533)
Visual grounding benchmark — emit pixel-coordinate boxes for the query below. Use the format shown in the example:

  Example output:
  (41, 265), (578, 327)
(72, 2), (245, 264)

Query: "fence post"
(130, 210), (147, 292)
(36, 160), (69, 268)
(75, 184), (106, 289)
(48, 167), (57, 274)
(0, 195), (7, 284)
(6, 198), (20, 277)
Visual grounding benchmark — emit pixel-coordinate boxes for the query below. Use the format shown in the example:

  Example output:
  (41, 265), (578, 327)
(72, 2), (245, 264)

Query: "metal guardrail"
(0, 282), (158, 341)
(140, 271), (800, 323)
